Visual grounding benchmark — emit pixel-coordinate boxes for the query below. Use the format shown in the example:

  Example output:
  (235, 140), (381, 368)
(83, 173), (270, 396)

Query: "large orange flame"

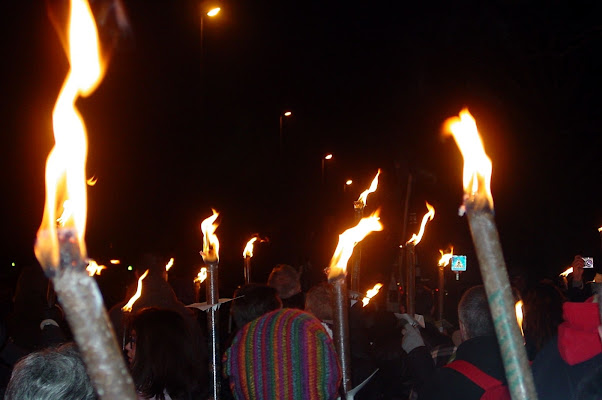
(407, 202), (435, 246)
(86, 259), (106, 276)
(194, 267), (208, 284)
(200, 209), (220, 264)
(243, 237), (257, 258)
(356, 169), (381, 207)
(443, 109), (493, 211)
(34, 0), (105, 270)
(438, 247), (454, 267)
(122, 269), (149, 312)
(362, 283), (383, 307)
(515, 300), (524, 337)
(328, 210), (383, 280)
(165, 258), (174, 271)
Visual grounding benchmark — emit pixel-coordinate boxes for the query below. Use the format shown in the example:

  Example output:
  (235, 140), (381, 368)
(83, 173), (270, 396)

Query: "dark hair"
(130, 308), (205, 400)
(458, 285), (495, 339)
(231, 284), (282, 329)
(267, 264), (301, 299)
(5, 342), (95, 400)
(305, 283), (334, 321)
(523, 281), (565, 356)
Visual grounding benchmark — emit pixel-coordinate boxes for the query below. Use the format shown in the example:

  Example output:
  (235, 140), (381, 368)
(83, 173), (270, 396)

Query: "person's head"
(231, 284), (282, 329)
(523, 280), (565, 354)
(137, 252), (169, 279)
(5, 342), (95, 400)
(267, 264), (301, 299)
(128, 307), (206, 399)
(305, 283), (334, 321)
(458, 285), (495, 341)
(225, 308), (341, 400)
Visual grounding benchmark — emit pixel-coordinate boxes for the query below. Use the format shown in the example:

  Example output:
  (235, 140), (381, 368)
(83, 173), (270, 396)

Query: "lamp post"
(279, 111), (292, 156)
(344, 179), (353, 192)
(321, 153), (333, 185)
(200, 6), (221, 55)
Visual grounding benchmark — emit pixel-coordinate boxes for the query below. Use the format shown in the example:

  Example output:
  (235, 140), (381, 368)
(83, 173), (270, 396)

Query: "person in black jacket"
(421, 285), (508, 400)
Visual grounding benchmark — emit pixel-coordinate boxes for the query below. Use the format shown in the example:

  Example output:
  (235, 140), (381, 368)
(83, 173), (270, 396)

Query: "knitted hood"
(558, 299), (602, 365)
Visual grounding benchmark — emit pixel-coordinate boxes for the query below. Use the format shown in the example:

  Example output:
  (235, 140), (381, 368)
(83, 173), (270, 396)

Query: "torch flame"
(200, 209), (220, 264)
(599, 227), (602, 232)
(34, 0), (105, 270)
(243, 237), (258, 258)
(443, 109), (493, 211)
(515, 300), (524, 337)
(356, 169), (381, 207)
(560, 267), (573, 277)
(328, 210), (383, 280)
(86, 176), (97, 186)
(165, 258), (174, 271)
(122, 269), (149, 312)
(362, 283), (383, 307)
(86, 259), (106, 276)
(194, 267), (208, 283)
(438, 247), (454, 267)
(407, 202), (435, 246)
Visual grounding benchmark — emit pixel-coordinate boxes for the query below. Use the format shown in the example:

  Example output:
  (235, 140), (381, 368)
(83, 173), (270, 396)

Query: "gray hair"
(458, 285), (495, 339)
(5, 342), (96, 400)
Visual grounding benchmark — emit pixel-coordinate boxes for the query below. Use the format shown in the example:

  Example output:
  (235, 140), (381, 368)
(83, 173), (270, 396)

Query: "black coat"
(421, 335), (506, 400)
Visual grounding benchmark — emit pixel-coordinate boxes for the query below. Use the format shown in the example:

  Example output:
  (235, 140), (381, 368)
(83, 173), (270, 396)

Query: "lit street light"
(200, 5), (221, 54)
(321, 153), (333, 185)
(344, 179), (353, 192)
(279, 111), (293, 156)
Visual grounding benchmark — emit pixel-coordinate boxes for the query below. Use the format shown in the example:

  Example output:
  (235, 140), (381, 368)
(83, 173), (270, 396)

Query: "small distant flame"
(515, 300), (524, 337)
(362, 283), (383, 307)
(200, 209), (220, 264)
(599, 227), (602, 233)
(110, 259), (120, 265)
(443, 109), (493, 211)
(243, 237), (258, 258)
(407, 202), (435, 246)
(560, 267), (573, 277)
(165, 258), (174, 271)
(194, 267), (208, 284)
(356, 169), (381, 208)
(328, 210), (383, 280)
(438, 247), (454, 267)
(122, 269), (149, 312)
(86, 259), (106, 276)
(86, 176), (97, 186)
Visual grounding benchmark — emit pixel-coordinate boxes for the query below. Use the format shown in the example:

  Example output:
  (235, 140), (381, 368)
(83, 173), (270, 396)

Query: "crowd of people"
(0, 253), (600, 399)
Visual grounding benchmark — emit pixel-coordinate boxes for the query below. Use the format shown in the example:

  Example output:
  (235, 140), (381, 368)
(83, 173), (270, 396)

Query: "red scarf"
(558, 300), (602, 365)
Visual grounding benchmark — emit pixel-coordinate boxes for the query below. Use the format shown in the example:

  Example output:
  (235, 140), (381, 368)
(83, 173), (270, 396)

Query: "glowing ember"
(165, 258), (174, 271)
(443, 109), (493, 211)
(243, 237), (258, 258)
(194, 267), (208, 284)
(328, 210), (383, 280)
(559, 267), (573, 277)
(356, 169), (381, 207)
(362, 283), (383, 307)
(438, 248), (454, 267)
(515, 300), (524, 337)
(122, 270), (149, 312)
(200, 209), (220, 264)
(86, 259), (106, 276)
(407, 202), (435, 246)
(34, 0), (105, 271)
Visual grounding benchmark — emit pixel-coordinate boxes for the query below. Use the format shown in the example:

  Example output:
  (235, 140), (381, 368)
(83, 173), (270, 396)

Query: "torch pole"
(206, 262), (221, 400)
(243, 256), (251, 284)
(330, 275), (352, 394)
(351, 202), (364, 292)
(405, 244), (416, 316)
(49, 230), (136, 400)
(465, 206), (537, 400)
(438, 265), (444, 332)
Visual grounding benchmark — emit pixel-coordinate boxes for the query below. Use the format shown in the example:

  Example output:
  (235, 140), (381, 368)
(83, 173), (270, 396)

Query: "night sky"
(0, 1), (600, 293)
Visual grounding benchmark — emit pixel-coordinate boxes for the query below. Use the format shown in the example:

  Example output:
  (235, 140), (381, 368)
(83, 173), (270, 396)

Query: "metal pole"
(48, 230), (137, 400)
(438, 265), (444, 332)
(206, 262), (221, 400)
(244, 256), (251, 284)
(279, 115), (283, 158)
(350, 203), (364, 292)
(330, 277), (352, 394)
(405, 244), (416, 316)
(465, 207), (537, 400)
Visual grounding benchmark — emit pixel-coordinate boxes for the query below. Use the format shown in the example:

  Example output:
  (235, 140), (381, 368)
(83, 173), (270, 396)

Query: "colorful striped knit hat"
(224, 308), (342, 400)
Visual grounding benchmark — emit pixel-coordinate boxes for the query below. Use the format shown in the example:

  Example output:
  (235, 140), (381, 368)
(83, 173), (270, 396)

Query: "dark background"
(0, 1), (600, 296)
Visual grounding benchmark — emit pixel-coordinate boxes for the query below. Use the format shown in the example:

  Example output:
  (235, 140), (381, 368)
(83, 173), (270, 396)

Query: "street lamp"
(200, 5), (221, 54)
(344, 179), (353, 192)
(279, 111), (293, 156)
(321, 153), (333, 185)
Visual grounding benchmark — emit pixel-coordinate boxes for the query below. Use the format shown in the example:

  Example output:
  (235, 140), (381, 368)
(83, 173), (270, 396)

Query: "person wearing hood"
(531, 296), (602, 399)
